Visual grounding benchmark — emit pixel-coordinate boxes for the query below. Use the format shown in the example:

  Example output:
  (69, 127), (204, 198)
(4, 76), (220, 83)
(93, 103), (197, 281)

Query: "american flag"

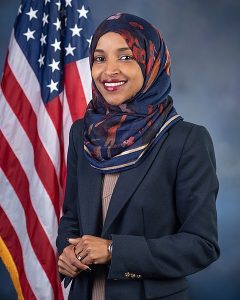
(0, 0), (93, 299)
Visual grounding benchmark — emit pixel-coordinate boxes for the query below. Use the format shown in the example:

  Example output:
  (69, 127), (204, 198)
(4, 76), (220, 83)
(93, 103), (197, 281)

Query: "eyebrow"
(94, 47), (131, 53)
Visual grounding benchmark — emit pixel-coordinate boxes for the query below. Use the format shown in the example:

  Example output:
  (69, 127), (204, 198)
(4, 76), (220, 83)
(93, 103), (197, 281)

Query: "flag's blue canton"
(14, 0), (93, 103)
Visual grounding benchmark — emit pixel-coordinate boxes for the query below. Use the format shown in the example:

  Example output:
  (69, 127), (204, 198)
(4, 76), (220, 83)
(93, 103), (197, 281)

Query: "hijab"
(83, 13), (182, 173)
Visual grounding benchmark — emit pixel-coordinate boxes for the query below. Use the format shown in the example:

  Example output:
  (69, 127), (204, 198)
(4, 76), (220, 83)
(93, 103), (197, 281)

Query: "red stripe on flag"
(1, 63), (60, 219)
(0, 208), (36, 300)
(45, 97), (67, 195)
(0, 133), (63, 300)
(64, 62), (87, 121)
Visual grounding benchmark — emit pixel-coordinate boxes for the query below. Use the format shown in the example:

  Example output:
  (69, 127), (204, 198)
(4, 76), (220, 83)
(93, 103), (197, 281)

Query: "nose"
(104, 59), (120, 76)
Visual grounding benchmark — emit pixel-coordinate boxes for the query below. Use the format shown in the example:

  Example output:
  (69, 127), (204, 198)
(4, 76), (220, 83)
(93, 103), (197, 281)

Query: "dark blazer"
(56, 119), (219, 300)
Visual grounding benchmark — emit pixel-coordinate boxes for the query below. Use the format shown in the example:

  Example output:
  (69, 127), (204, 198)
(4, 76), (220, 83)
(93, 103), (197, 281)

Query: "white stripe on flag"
(61, 89), (73, 164)
(8, 33), (61, 179)
(0, 170), (54, 300)
(76, 57), (92, 103)
(0, 92), (58, 248)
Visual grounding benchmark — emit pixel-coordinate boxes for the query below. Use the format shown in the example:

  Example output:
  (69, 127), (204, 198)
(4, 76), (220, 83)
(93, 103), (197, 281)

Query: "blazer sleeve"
(56, 122), (80, 256)
(108, 125), (220, 280)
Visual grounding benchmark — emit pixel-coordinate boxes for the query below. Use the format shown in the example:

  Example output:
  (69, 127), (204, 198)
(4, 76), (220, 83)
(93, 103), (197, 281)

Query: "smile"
(102, 81), (126, 91)
(104, 81), (126, 87)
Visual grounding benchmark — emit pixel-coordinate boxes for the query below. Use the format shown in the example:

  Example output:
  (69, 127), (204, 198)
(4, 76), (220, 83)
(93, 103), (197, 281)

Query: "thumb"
(68, 237), (81, 245)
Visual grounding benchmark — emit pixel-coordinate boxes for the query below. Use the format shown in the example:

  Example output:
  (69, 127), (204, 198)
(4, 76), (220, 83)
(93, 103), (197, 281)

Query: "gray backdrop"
(1, 0), (239, 299)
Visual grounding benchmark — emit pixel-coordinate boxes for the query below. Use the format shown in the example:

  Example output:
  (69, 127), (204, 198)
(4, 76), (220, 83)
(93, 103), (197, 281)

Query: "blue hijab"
(83, 13), (182, 173)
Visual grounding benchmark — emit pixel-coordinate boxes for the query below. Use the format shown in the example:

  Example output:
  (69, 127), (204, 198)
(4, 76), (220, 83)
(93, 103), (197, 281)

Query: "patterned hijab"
(83, 13), (182, 173)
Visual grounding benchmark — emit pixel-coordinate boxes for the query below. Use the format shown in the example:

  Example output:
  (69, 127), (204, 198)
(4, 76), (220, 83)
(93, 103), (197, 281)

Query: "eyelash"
(93, 55), (134, 63)
(120, 55), (134, 61)
(93, 56), (105, 62)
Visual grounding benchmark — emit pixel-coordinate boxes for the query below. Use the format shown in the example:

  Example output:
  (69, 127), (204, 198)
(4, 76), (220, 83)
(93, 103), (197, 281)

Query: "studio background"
(0, 0), (239, 299)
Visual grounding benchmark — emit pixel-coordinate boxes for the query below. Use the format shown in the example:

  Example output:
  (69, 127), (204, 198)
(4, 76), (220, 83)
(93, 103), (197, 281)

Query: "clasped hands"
(58, 235), (112, 278)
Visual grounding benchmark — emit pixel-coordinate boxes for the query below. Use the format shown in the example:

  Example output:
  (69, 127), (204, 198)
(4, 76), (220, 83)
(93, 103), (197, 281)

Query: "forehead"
(94, 32), (130, 51)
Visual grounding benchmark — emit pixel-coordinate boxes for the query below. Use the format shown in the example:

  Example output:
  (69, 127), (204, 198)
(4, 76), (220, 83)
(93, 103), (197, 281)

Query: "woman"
(57, 13), (219, 300)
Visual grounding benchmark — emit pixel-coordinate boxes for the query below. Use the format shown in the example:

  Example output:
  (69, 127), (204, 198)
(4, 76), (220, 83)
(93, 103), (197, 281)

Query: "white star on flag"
(77, 5), (88, 19)
(51, 38), (61, 52)
(87, 36), (92, 46)
(77, 5), (89, 19)
(70, 24), (82, 37)
(42, 13), (48, 26)
(26, 7), (38, 21)
(38, 54), (45, 67)
(40, 33), (47, 46)
(65, 43), (76, 56)
(23, 28), (35, 41)
(48, 59), (60, 72)
(53, 18), (61, 30)
(47, 79), (58, 92)
(65, 0), (73, 7)
(56, 1), (61, 11)
(18, 4), (22, 15)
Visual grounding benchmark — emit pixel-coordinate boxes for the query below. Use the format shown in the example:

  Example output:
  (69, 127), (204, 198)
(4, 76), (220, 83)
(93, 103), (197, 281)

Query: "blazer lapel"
(101, 132), (169, 237)
(78, 160), (103, 236)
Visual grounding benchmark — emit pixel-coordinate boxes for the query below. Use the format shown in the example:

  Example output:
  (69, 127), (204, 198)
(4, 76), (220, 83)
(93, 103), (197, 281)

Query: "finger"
(74, 245), (84, 256)
(58, 260), (80, 277)
(58, 266), (78, 277)
(73, 238), (86, 254)
(58, 255), (79, 273)
(80, 257), (91, 266)
(75, 249), (88, 261)
(76, 253), (85, 262)
(59, 248), (86, 272)
(68, 237), (82, 245)
(58, 265), (81, 277)
(81, 253), (96, 266)
(73, 257), (91, 270)
(59, 254), (90, 274)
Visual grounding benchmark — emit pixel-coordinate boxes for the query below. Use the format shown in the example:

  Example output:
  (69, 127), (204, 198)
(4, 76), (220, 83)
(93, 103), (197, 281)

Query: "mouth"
(102, 80), (127, 91)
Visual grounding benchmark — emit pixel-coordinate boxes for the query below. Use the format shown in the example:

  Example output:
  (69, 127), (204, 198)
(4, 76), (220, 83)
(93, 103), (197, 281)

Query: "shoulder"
(165, 120), (216, 164)
(67, 119), (85, 156)
(168, 120), (213, 145)
(71, 118), (84, 133)
(69, 119), (84, 142)
(169, 120), (205, 136)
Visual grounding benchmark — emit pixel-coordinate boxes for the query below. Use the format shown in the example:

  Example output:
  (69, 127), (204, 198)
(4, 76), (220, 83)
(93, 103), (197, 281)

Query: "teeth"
(104, 81), (125, 87)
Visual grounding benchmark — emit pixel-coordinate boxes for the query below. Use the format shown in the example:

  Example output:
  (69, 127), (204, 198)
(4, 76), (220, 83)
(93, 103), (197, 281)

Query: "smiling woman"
(91, 32), (144, 106)
(56, 13), (219, 300)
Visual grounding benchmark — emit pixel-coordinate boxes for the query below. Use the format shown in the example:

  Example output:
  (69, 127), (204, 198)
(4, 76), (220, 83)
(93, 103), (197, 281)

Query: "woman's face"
(92, 32), (144, 106)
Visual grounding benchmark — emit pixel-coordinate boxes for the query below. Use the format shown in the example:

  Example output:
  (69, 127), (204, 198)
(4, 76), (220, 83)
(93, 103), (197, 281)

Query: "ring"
(77, 255), (82, 261)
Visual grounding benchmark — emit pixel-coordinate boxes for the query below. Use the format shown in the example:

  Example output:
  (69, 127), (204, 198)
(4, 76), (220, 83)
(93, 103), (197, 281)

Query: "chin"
(105, 98), (127, 106)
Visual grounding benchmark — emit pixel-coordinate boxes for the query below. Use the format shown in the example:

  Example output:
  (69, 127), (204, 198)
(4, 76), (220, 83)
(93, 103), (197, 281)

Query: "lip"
(101, 80), (127, 92)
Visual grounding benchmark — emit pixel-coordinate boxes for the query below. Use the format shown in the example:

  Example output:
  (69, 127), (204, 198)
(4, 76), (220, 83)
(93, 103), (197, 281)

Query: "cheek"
(134, 73), (144, 92)
(91, 66), (100, 82)
(129, 64), (144, 90)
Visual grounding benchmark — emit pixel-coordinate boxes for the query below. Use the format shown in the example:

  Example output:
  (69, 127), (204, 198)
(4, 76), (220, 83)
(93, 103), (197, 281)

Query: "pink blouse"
(91, 173), (120, 300)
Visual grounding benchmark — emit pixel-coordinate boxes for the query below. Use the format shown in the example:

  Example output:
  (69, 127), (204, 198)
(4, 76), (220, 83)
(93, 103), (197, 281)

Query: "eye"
(120, 55), (134, 61)
(93, 56), (105, 63)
